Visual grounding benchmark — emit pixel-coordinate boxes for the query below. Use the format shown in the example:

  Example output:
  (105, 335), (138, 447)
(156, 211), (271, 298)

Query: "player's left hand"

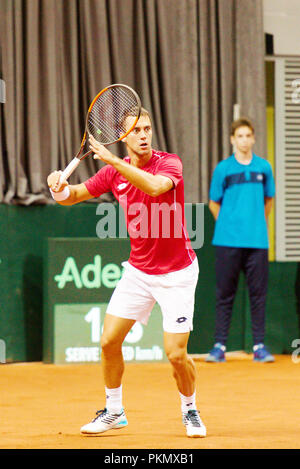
(89, 135), (116, 165)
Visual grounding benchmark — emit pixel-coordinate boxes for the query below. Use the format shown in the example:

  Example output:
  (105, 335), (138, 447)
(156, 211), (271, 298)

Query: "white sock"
(179, 391), (197, 413)
(105, 385), (123, 414)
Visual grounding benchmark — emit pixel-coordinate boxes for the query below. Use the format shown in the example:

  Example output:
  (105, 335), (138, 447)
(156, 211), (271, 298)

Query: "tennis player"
(47, 108), (206, 438)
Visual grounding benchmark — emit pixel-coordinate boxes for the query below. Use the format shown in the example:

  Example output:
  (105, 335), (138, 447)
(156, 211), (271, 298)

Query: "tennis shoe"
(205, 343), (226, 362)
(182, 410), (206, 438)
(253, 344), (274, 363)
(80, 408), (128, 434)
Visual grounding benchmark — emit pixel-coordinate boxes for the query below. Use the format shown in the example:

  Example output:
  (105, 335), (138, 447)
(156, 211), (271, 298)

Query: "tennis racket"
(60, 84), (141, 182)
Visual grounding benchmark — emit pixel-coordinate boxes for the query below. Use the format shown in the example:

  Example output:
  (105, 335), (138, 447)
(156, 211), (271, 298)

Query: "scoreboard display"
(43, 238), (167, 364)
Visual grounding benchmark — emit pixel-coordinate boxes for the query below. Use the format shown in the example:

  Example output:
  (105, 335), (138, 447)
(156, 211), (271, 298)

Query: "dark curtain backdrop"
(0, 0), (266, 205)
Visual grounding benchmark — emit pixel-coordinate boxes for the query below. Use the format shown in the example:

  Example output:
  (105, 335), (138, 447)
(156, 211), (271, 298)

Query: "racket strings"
(87, 86), (140, 144)
(88, 112), (115, 140)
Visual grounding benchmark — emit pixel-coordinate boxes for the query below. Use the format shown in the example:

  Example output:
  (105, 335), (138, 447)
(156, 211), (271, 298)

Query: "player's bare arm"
(264, 196), (273, 219)
(47, 170), (93, 205)
(209, 200), (221, 220)
(89, 135), (173, 197)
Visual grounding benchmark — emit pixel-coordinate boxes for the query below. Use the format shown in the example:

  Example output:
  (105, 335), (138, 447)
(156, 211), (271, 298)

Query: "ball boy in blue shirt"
(206, 118), (275, 363)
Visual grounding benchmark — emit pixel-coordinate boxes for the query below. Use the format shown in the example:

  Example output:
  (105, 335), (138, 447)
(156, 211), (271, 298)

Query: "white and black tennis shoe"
(80, 408), (128, 435)
(182, 410), (206, 438)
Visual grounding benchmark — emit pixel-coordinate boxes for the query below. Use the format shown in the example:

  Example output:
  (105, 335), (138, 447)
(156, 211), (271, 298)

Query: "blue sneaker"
(253, 344), (274, 363)
(205, 343), (226, 362)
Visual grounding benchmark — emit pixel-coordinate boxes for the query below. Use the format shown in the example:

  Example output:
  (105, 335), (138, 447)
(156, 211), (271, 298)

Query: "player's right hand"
(47, 170), (69, 193)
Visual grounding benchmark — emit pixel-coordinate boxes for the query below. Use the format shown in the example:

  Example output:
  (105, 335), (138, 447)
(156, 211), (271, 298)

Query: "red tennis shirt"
(84, 149), (196, 274)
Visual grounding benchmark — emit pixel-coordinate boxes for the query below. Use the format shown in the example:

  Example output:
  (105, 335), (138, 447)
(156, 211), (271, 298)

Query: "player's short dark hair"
(231, 118), (255, 136)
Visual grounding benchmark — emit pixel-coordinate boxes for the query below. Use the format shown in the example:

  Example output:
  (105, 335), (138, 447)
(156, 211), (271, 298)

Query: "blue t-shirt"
(209, 153), (275, 248)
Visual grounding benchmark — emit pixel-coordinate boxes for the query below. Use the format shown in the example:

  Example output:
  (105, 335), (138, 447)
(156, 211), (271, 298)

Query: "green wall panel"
(0, 204), (101, 362)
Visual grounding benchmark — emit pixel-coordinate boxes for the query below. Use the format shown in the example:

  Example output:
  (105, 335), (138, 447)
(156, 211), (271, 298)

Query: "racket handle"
(60, 157), (81, 182)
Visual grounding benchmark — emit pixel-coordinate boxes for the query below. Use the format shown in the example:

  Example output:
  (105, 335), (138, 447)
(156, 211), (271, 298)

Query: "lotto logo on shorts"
(176, 317), (187, 323)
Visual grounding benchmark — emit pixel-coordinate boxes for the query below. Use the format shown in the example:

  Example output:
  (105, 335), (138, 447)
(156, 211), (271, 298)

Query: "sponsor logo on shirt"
(117, 183), (128, 190)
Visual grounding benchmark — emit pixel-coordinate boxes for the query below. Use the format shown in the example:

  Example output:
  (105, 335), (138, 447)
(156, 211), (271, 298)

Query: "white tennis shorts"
(105, 257), (199, 333)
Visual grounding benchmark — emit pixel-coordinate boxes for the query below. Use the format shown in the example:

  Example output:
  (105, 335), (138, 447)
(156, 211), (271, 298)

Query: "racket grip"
(60, 157), (81, 182)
